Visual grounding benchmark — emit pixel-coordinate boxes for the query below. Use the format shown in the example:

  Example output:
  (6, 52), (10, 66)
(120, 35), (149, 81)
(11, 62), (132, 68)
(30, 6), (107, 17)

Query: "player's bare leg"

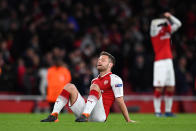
(40, 83), (79, 122)
(164, 86), (175, 117)
(75, 84), (101, 122)
(154, 87), (163, 117)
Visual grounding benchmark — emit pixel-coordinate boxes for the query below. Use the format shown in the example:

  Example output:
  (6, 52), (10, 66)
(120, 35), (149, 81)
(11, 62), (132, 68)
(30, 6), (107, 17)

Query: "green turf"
(0, 113), (196, 131)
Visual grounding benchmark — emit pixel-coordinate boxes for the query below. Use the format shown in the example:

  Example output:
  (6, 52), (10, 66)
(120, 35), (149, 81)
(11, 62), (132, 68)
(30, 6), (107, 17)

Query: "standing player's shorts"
(153, 59), (175, 87)
(68, 93), (106, 122)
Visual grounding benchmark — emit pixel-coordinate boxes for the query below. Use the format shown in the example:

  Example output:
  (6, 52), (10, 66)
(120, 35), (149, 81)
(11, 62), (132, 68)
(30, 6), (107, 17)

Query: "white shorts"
(153, 59), (175, 87)
(69, 93), (106, 122)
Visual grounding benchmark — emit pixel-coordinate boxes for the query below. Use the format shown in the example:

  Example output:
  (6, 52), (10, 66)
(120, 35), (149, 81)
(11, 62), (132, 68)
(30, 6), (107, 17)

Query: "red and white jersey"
(91, 72), (123, 118)
(151, 23), (172, 61)
(150, 16), (182, 61)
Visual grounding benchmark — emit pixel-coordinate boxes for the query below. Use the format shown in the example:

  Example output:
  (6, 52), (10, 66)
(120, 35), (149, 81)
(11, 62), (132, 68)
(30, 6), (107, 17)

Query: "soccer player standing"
(150, 12), (182, 117)
(41, 51), (135, 122)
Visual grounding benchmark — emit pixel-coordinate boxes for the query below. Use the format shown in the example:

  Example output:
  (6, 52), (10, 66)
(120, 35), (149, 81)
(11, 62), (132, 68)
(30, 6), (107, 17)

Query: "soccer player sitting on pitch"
(150, 12), (182, 117)
(41, 51), (135, 122)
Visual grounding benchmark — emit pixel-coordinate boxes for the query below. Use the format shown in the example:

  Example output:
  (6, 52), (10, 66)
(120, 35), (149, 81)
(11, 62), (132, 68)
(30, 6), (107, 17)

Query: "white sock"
(83, 95), (98, 115)
(165, 96), (173, 112)
(154, 97), (161, 113)
(52, 96), (68, 114)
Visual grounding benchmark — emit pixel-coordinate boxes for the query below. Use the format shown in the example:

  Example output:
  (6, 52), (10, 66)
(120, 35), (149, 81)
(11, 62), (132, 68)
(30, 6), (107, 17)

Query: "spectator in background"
(130, 55), (152, 92)
(16, 58), (26, 92)
(0, 39), (16, 92)
(23, 62), (39, 94)
(38, 52), (53, 95)
(21, 48), (40, 94)
(175, 57), (190, 94)
(191, 60), (196, 95)
(90, 56), (99, 78)
(0, 40), (11, 64)
(47, 53), (71, 111)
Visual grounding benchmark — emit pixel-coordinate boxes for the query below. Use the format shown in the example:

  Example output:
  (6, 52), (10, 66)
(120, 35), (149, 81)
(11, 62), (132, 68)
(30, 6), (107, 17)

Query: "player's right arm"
(164, 12), (182, 33)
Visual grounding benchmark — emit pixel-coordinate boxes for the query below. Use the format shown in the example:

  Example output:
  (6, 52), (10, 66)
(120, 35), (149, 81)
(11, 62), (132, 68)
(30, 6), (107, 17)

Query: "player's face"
(97, 55), (112, 72)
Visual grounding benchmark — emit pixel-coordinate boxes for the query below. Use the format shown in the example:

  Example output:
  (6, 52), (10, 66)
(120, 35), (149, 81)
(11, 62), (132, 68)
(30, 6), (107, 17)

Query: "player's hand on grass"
(127, 119), (136, 123)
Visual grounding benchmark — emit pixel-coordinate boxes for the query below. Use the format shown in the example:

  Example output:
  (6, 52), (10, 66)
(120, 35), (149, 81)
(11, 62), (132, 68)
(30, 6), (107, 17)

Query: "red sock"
(165, 90), (174, 97)
(154, 90), (161, 98)
(89, 90), (99, 99)
(60, 89), (70, 100)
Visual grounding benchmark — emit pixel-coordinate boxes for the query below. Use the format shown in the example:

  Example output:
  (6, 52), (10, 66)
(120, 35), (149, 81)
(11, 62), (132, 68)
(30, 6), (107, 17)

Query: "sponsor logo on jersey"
(160, 33), (170, 40)
(115, 84), (123, 87)
(104, 80), (109, 85)
(87, 99), (93, 103)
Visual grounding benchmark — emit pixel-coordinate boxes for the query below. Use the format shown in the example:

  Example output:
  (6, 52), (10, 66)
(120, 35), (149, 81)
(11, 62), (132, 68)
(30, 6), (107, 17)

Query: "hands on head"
(164, 12), (172, 18)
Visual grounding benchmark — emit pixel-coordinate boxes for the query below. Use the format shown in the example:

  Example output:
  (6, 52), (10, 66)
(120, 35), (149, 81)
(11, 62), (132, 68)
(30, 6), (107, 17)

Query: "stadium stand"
(0, 0), (196, 113)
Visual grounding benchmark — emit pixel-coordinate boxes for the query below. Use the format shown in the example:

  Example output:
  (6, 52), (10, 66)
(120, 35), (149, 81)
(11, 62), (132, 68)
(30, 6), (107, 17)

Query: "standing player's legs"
(164, 59), (175, 116)
(153, 60), (167, 116)
(154, 87), (163, 116)
(165, 86), (175, 114)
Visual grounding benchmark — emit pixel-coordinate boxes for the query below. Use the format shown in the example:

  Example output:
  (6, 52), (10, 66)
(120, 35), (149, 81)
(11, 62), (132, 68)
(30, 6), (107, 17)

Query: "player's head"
(151, 18), (168, 28)
(53, 55), (63, 67)
(151, 11), (171, 29)
(97, 51), (115, 72)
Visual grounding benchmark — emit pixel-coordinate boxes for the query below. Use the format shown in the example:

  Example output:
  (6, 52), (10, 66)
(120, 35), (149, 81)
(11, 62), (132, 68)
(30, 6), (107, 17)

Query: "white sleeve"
(170, 15), (182, 33)
(150, 21), (161, 37)
(110, 74), (123, 98)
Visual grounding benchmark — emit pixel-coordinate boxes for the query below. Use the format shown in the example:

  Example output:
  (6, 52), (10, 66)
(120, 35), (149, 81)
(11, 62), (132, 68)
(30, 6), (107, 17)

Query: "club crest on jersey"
(104, 80), (109, 85)
(115, 84), (123, 87)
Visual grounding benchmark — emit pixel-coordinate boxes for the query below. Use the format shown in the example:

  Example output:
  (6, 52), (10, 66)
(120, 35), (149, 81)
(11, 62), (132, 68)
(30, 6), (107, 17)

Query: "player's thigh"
(153, 61), (167, 87)
(89, 95), (106, 122)
(165, 60), (175, 86)
(64, 83), (79, 105)
(69, 92), (86, 118)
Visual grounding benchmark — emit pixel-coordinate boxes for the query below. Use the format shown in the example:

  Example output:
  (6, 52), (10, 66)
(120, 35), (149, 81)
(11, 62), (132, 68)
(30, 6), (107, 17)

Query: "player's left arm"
(111, 74), (135, 123)
(115, 96), (135, 122)
(164, 12), (182, 33)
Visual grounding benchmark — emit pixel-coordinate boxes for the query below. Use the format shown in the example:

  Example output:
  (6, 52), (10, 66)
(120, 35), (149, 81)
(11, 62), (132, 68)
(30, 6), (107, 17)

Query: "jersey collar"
(98, 72), (112, 78)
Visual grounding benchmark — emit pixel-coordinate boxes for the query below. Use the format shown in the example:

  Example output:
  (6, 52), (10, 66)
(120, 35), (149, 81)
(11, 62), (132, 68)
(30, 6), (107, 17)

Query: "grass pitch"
(0, 113), (196, 131)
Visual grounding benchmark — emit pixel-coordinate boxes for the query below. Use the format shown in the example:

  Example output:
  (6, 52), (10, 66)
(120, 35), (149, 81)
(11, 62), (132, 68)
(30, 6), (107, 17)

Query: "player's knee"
(166, 86), (175, 92)
(154, 87), (163, 92)
(90, 84), (100, 92)
(64, 83), (76, 91)
(154, 88), (162, 98)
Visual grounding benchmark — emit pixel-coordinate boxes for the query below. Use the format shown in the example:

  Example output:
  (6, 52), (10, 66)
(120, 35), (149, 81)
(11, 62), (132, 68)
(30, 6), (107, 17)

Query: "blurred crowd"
(0, 0), (195, 95)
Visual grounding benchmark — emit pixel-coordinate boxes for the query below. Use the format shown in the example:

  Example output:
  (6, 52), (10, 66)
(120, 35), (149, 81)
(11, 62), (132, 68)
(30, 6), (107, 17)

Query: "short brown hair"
(100, 51), (116, 66)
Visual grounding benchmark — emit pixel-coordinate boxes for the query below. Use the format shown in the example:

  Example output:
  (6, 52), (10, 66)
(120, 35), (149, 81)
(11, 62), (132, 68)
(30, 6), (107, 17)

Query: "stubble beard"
(97, 65), (109, 73)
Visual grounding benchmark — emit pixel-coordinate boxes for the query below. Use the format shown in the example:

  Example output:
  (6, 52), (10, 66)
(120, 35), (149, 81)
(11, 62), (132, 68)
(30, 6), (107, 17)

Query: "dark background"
(0, 0), (195, 96)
